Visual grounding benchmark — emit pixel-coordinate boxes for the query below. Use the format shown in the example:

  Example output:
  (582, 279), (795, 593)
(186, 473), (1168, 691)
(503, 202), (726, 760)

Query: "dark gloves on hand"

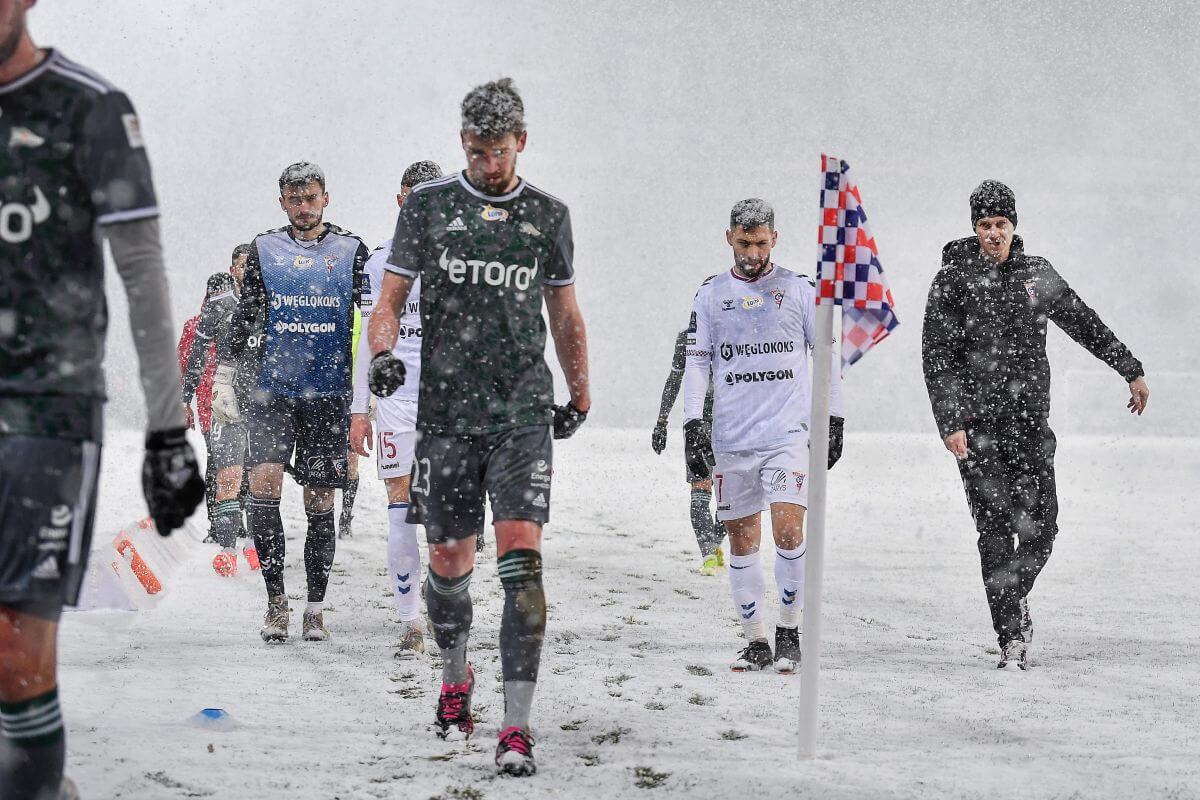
(651, 421), (668, 454)
(553, 402), (588, 439)
(142, 427), (205, 536)
(368, 351), (406, 398)
(828, 415), (845, 470)
(683, 418), (714, 478)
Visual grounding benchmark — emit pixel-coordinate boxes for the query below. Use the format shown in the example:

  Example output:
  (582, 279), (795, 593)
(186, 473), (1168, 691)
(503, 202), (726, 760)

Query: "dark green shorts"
(408, 425), (552, 543)
(0, 435), (101, 620)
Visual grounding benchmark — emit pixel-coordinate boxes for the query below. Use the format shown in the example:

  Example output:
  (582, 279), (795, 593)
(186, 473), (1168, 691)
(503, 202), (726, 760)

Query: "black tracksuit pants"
(957, 415), (1058, 647)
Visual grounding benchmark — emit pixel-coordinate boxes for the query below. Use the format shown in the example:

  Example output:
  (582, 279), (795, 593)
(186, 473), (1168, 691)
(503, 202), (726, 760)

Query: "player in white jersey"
(350, 160), (443, 658)
(683, 199), (845, 673)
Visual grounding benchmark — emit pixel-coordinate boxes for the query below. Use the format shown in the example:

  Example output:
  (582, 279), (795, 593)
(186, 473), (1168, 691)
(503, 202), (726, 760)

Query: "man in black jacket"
(922, 180), (1150, 670)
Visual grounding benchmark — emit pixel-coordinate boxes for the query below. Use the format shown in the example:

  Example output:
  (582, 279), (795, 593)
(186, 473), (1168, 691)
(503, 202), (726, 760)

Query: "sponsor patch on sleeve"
(121, 113), (145, 149)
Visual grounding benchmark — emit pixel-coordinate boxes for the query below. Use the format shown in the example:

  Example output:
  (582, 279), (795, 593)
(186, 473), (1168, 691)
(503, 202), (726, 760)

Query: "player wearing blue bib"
(220, 162), (368, 643)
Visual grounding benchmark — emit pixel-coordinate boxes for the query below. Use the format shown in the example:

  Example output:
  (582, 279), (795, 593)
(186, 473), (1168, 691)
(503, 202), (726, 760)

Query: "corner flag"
(817, 154), (899, 367)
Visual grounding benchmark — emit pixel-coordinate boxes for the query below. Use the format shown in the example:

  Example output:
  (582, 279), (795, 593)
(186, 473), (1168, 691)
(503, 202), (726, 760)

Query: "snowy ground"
(60, 428), (1199, 800)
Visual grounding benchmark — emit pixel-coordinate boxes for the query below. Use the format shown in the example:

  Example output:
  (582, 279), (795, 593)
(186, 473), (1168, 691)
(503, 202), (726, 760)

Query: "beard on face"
(735, 256), (769, 278)
(291, 211), (322, 231)
(0, 9), (25, 65)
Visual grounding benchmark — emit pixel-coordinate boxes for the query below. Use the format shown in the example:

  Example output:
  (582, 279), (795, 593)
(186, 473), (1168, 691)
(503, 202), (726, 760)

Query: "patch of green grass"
(592, 726), (632, 745)
(633, 766), (670, 789)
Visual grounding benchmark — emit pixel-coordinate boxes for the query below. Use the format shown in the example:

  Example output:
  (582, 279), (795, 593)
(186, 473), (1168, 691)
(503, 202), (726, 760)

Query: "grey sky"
(35, 1), (1198, 435)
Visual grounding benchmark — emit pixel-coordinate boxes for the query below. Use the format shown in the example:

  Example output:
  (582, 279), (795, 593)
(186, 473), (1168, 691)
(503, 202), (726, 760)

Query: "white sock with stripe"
(387, 502), (422, 621)
(727, 552), (767, 641)
(774, 543), (807, 629)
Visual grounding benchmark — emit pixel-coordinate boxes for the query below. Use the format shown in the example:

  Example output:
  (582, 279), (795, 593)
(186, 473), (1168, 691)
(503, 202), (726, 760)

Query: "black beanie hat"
(970, 180), (1017, 228)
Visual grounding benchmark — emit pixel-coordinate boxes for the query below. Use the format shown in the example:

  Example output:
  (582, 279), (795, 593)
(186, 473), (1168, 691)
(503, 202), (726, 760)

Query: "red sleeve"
(178, 317), (199, 375)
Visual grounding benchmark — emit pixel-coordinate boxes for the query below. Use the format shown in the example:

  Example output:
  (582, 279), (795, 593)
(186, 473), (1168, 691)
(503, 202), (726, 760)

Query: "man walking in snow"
(683, 198), (844, 674)
(367, 78), (590, 776)
(0, 3), (204, 796)
(921, 179), (1150, 670)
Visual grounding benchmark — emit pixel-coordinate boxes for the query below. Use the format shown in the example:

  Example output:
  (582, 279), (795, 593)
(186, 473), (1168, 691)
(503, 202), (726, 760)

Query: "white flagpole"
(798, 299), (835, 759)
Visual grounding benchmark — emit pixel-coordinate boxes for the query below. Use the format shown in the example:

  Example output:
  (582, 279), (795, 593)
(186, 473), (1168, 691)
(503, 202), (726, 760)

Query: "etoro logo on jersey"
(438, 249), (537, 290)
(1, 186), (51, 244)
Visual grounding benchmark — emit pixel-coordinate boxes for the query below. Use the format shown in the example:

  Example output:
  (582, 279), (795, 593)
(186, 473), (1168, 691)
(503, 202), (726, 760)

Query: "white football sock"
(728, 552), (767, 641)
(774, 543), (806, 629)
(387, 503), (423, 622)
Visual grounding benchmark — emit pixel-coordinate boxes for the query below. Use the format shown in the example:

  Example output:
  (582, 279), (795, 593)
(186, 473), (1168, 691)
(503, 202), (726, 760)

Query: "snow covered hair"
(461, 78), (525, 138)
(730, 198), (775, 231)
(230, 243), (250, 265)
(278, 161), (325, 193)
(401, 160), (443, 189)
(205, 271), (234, 299)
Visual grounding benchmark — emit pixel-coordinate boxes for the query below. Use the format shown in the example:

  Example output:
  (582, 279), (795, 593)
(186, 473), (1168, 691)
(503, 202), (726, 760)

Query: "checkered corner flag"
(817, 154), (899, 368)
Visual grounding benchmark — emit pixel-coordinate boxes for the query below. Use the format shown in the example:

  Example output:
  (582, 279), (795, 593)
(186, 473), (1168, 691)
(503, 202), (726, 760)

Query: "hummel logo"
(32, 556), (60, 580)
(781, 589), (797, 606)
(446, 216), (466, 232)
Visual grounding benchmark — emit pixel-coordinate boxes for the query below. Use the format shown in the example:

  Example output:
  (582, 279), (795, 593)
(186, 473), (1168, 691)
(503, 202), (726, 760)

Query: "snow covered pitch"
(60, 429), (1198, 799)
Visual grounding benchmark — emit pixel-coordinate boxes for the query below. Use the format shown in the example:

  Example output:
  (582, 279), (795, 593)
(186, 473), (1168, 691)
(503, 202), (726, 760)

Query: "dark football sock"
(498, 549), (545, 730)
(0, 688), (65, 800)
(426, 568), (473, 684)
(303, 508), (336, 603)
(248, 496), (285, 597)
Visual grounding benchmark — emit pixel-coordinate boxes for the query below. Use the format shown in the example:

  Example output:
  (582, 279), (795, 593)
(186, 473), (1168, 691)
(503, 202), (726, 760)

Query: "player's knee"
(303, 488), (334, 514)
(0, 619), (55, 700)
(429, 540), (476, 577)
(385, 476), (411, 505)
(494, 520), (541, 555)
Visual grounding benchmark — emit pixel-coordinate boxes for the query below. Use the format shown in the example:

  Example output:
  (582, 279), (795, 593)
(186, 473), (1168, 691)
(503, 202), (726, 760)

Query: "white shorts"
(375, 398), (417, 480)
(713, 438), (809, 521)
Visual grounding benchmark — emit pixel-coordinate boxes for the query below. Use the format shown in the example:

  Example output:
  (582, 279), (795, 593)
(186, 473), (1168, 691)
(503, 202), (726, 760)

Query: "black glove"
(553, 402), (588, 440)
(683, 419), (714, 478)
(651, 420), (668, 454)
(828, 416), (845, 470)
(368, 351), (406, 398)
(142, 427), (205, 536)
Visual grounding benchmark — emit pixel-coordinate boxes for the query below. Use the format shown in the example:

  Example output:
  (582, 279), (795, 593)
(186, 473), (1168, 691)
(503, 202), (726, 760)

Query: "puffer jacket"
(921, 235), (1142, 438)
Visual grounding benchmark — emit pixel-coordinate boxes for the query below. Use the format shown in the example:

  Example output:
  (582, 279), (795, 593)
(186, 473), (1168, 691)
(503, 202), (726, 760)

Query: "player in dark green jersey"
(0, 2), (203, 796)
(367, 78), (590, 777)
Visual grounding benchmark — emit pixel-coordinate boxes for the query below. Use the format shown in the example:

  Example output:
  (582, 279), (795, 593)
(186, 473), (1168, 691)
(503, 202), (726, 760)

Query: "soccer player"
(652, 324), (726, 574)
(178, 280), (220, 536)
(0, 4), (205, 797)
(350, 159), (443, 658)
(683, 199), (844, 674)
(367, 79), (589, 776)
(338, 307), (363, 540)
(217, 162), (368, 642)
(922, 180), (1149, 670)
(181, 245), (260, 577)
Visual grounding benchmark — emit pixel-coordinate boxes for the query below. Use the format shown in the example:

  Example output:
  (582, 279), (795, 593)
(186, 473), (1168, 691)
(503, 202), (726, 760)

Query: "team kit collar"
(456, 171), (527, 203)
(730, 263), (776, 283)
(0, 48), (56, 94)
